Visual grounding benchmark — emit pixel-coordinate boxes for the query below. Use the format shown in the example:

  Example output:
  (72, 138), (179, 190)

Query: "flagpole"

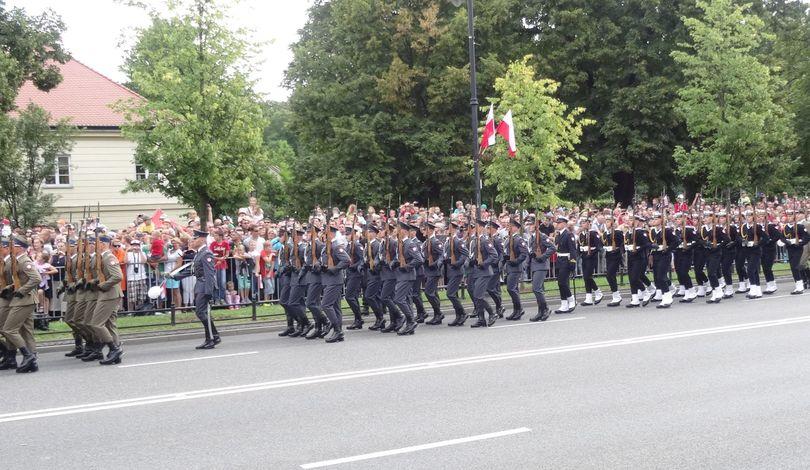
(465, 0), (481, 221)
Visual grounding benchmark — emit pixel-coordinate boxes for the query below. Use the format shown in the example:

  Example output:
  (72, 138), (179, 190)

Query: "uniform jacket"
(320, 239), (351, 285)
(468, 234), (498, 278)
(782, 223), (809, 247)
(625, 228), (652, 259)
(504, 232), (529, 274)
(554, 229), (577, 260)
(529, 232), (556, 272)
(346, 239), (365, 277)
(303, 238), (325, 285)
(423, 236), (445, 278)
(741, 223), (770, 247)
(394, 237), (424, 282)
(650, 227), (681, 254)
(699, 225), (729, 252)
(97, 250), (124, 300)
(444, 232), (469, 276)
(578, 229), (603, 259)
(9, 253), (40, 307)
(603, 228), (625, 257)
(193, 246), (217, 296)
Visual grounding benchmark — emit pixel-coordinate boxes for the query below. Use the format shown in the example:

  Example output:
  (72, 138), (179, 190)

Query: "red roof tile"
(12, 59), (144, 127)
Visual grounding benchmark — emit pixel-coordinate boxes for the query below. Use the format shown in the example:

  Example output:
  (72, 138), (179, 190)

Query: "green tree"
(0, 104), (74, 227)
(483, 57), (594, 208)
(117, 0), (269, 226)
(0, 1), (68, 113)
(285, 0), (531, 212)
(671, 0), (797, 194)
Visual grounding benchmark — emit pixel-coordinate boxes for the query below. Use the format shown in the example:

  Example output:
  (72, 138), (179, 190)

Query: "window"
(135, 164), (149, 180)
(44, 154), (71, 186)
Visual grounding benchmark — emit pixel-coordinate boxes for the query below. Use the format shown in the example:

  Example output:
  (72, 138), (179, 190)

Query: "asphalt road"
(2, 280), (809, 469)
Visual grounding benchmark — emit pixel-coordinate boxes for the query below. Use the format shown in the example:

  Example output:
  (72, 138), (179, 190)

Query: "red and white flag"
(496, 110), (517, 157)
(480, 105), (496, 150)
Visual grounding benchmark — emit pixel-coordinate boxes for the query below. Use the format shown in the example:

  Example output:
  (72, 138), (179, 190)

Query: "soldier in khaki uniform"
(62, 238), (85, 357)
(0, 234), (41, 373)
(72, 234), (92, 359)
(0, 238), (15, 370)
(78, 236), (103, 362)
(88, 233), (124, 365)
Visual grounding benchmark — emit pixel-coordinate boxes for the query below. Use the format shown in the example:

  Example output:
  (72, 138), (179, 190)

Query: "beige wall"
(43, 129), (190, 228)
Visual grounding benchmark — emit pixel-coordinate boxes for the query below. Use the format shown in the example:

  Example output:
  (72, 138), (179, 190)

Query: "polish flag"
(150, 208), (164, 225)
(496, 110), (517, 157)
(480, 105), (496, 150)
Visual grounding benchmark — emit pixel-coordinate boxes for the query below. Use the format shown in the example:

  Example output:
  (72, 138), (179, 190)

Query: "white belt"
(579, 247), (590, 252)
(787, 239), (798, 245)
(625, 244), (636, 252)
(745, 242), (756, 247)
(604, 247), (615, 253)
(557, 253), (570, 258)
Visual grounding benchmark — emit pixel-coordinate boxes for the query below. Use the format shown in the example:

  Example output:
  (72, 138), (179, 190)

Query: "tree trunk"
(613, 171), (635, 208)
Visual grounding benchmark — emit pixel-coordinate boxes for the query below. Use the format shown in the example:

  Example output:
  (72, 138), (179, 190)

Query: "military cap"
(489, 219), (501, 229)
(425, 220), (437, 230)
(634, 215), (647, 222)
(716, 211), (727, 217)
(397, 220), (411, 230)
(68, 238), (78, 246)
(365, 224), (379, 233)
(652, 211), (662, 219)
(509, 218), (522, 228)
(556, 216), (569, 223)
(192, 229), (209, 239)
(0, 237), (8, 247)
(295, 226), (306, 235)
(477, 219), (489, 227)
(449, 220), (461, 229)
(12, 234), (29, 248)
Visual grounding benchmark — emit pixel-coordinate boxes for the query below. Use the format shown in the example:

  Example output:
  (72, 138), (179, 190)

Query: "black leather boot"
(16, 347), (38, 373)
(325, 326), (344, 343)
(0, 349), (17, 370)
(346, 319), (363, 330)
(81, 343), (104, 361)
(305, 322), (322, 339)
(100, 343), (124, 365)
(65, 339), (84, 357)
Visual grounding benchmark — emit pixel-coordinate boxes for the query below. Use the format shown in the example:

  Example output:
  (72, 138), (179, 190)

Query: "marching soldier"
(504, 217), (529, 320)
(78, 235), (102, 362)
(700, 212), (729, 304)
(422, 221), (445, 325)
(0, 234), (40, 373)
(409, 222), (428, 323)
(554, 216), (578, 314)
(625, 215), (653, 308)
(578, 217), (604, 306)
(345, 224), (366, 330)
(287, 225), (312, 338)
(88, 233), (125, 364)
(391, 221), (423, 335)
(303, 224), (329, 339)
(719, 211), (739, 299)
(734, 211), (750, 293)
(673, 212), (698, 303)
(276, 227), (296, 337)
(0, 238), (14, 370)
(320, 224), (351, 342)
(62, 239), (85, 356)
(445, 220), (469, 326)
(742, 210), (769, 299)
(468, 219), (499, 327)
(486, 220), (506, 318)
(603, 215), (624, 307)
(782, 209), (809, 294)
(761, 213), (782, 294)
(693, 212), (710, 298)
(528, 217), (556, 321)
(649, 212), (680, 308)
(363, 224), (386, 330)
(380, 220), (403, 333)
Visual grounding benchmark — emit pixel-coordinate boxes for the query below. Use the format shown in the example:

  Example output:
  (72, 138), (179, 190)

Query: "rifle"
(349, 214), (358, 264)
(10, 235), (21, 291)
(0, 221), (6, 292)
(366, 223), (375, 271)
(476, 221), (484, 265)
(397, 221), (406, 267)
(535, 214), (543, 258)
(384, 214), (392, 265)
(426, 224), (434, 266)
(292, 225), (302, 269)
(95, 203), (107, 286)
(449, 221), (457, 265)
(310, 223), (317, 266)
(661, 188), (668, 251)
(326, 224), (334, 269)
(76, 206), (86, 287)
(65, 213), (75, 285)
(795, 207), (800, 245)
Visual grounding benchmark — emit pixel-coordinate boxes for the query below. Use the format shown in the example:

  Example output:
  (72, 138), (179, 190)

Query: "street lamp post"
(449, 0), (481, 220)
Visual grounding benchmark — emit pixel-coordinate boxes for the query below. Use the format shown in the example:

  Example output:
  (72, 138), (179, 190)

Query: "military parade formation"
(0, 195), (808, 373)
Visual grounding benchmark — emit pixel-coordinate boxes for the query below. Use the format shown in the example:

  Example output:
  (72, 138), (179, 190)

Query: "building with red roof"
(13, 59), (188, 227)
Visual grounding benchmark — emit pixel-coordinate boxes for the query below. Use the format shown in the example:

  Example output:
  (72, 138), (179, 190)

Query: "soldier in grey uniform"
(287, 226), (313, 338)
(422, 221), (445, 325)
(487, 220), (505, 318)
(504, 217), (529, 320)
(303, 225), (329, 339)
(0, 234), (41, 373)
(173, 229), (221, 349)
(379, 220), (402, 333)
(276, 227), (296, 336)
(320, 224), (351, 342)
(364, 224), (386, 330)
(468, 220), (499, 328)
(391, 221), (424, 335)
(529, 218), (557, 321)
(409, 222), (428, 323)
(445, 220), (469, 326)
(344, 224), (366, 330)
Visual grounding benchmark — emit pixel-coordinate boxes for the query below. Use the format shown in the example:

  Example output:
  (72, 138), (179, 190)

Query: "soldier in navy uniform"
(320, 224), (351, 343)
(391, 221), (424, 335)
(718, 211), (739, 299)
(649, 212), (680, 308)
(421, 221), (445, 325)
(782, 209), (809, 294)
(364, 224), (386, 330)
(172, 229), (221, 350)
(578, 217), (604, 306)
(742, 210), (770, 299)
(554, 216), (578, 314)
(345, 224), (366, 330)
(486, 220), (505, 318)
(468, 219), (500, 327)
(625, 215), (653, 308)
(528, 217), (557, 321)
(304, 225), (329, 339)
(504, 217), (528, 320)
(673, 212), (698, 303)
(603, 215), (625, 307)
(700, 212), (729, 304)
(444, 220), (469, 326)
(761, 214), (782, 294)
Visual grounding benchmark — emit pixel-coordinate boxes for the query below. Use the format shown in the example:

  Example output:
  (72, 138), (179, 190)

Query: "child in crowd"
(34, 252), (58, 316)
(225, 281), (240, 310)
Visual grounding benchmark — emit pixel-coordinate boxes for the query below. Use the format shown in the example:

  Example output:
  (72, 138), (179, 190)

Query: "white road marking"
(491, 317), (586, 328)
(4, 315), (810, 424)
(745, 293), (803, 301)
(299, 427), (532, 469)
(117, 351), (259, 369)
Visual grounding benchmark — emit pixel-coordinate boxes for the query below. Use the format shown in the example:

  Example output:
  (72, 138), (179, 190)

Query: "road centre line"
(117, 351), (259, 369)
(3, 315), (810, 424)
(299, 427), (532, 469)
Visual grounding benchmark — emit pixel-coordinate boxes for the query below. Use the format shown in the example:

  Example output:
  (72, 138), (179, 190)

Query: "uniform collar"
(16, 253), (26, 260)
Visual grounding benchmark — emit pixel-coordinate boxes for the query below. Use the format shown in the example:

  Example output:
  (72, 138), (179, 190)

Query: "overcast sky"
(7, 0), (313, 101)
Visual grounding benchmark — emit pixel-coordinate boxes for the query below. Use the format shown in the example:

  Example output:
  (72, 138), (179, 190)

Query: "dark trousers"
(381, 278), (400, 321)
(471, 275), (492, 320)
(787, 246), (805, 281)
(506, 270), (522, 311)
(345, 274), (363, 321)
(394, 280), (414, 322)
(364, 276), (384, 321)
(194, 292), (218, 340)
(424, 276), (441, 315)
(628, 256), (646, 295)
(735, 247), (748, 282)
(721, 248), (735, 285)
(674, 250), (693, 289)
(288, 283), (310, 325)
(321, 284), (343, 328)
(582, 256), (598, 293)
(651, 252), (671, 291)
(706, 250), (722, 288)
(693, 248), (708, 285)
(445, 272), (465, 314)
(556, 258), (573, 299)
(412, 277), (426, 316)
(305, 282), (327, 325)
(278, 275), (292, 326)
(486, 271), (502, 310)
(745, 248), (762, 286)
(605, 254), (621, 292)
(531, 269), (548, 311)
(761, 246), (776, 282)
